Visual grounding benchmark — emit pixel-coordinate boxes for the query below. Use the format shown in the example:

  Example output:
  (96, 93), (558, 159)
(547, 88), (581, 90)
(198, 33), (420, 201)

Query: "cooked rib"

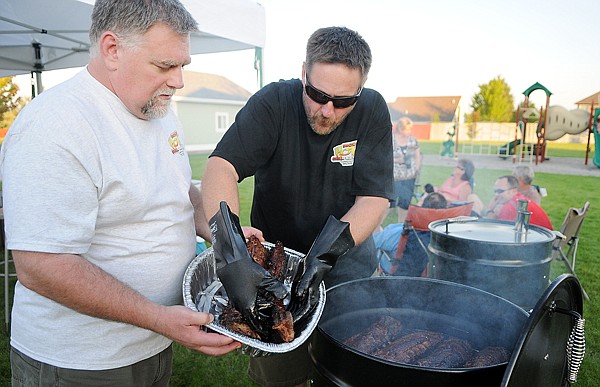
(271, 299), (294, 343)
(464, 346), (510, 368)
(247, 235), (269, 267)
(219, 305), (261, 340)
(374, 330), (444, 363)
(344, 316), (404, 354)
(268, 241), (287, 280)
(415, 336), (473, 368)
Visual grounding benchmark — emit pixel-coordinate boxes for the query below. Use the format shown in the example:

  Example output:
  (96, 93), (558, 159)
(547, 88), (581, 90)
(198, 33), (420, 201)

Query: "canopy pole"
(35, 71), (42, 97)
(254, 47), (263, 89)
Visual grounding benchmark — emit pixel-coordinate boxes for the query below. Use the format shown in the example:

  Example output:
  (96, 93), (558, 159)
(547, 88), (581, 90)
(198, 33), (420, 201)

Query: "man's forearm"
(13, 251), (164, 332)
(201, 157), (242, 219)
(341, 196), (389, 245)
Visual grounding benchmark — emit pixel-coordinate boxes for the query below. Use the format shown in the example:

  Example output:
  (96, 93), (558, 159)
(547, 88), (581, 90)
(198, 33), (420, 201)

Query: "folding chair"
(385, 202), (474, 277)
(553, 201), (590, 300)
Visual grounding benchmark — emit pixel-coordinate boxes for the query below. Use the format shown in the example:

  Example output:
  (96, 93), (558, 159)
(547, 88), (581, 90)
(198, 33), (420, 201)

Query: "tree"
(0, 77), (23, 128)
(469, 76), (515, 122)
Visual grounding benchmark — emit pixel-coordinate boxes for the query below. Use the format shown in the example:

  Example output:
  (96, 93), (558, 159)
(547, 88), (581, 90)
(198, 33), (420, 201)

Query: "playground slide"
(498, 139), (521, 156)
(545, 105), (590, 141)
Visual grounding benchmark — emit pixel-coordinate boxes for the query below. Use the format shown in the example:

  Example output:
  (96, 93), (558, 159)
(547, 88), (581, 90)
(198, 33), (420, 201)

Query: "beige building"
(173, 71), (251, 153)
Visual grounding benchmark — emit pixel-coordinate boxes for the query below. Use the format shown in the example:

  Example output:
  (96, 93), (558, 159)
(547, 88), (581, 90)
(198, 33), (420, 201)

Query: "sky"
(14, 0), (600, 113)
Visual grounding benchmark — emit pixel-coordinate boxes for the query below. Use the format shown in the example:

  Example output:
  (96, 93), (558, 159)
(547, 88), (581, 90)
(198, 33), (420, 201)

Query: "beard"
(141, 88), (175, 120)
(303, 97), (353, 135)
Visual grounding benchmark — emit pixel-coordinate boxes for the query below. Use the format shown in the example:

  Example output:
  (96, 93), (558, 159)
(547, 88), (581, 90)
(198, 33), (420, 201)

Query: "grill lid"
(501, 274), (585, 387)
(429, 218), (555, 244)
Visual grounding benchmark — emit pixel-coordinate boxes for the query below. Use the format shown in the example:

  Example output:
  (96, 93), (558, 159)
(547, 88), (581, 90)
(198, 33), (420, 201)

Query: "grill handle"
(550, 304), (586, 384)
(441, 216), (479, 233)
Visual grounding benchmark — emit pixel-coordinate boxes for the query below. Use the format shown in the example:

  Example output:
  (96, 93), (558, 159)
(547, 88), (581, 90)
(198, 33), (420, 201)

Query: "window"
(216, 112), (229, 133)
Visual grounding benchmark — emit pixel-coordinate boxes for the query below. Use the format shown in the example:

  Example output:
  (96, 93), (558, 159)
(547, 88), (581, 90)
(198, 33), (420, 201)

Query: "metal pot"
(428, 218), (555, 310)
(309, 277), (529, 386)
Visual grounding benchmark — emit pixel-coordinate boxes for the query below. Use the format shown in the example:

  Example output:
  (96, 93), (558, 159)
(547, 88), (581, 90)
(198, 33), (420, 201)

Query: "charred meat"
(219, 239), (296, 343)
(219, 305), (261, 340)
(374, 330), (444, 364)
(268, 241), (287, 281)
(247, 235), (269, 267)
(345, 314), (511, 369)
(271, 299), (294, 343)
(464, 346), (510, 367)
(344, 316), (404, 354)
(415, 336), (473, 368)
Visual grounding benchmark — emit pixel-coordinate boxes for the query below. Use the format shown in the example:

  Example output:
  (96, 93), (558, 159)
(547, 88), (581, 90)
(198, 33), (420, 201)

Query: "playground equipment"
(440, 105), (460, 158)
(593, 108), (600, 168)
(510, 82), (551, 164)
(545, 106), (590, 140)
(509, 82), (598, 167)
(440, 124), (456, 158)
(545, 105), (599, 168)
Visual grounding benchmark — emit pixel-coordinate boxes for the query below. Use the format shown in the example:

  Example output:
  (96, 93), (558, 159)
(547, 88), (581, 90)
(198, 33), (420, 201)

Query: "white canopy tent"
(0, 0), (93, 97)
(0, 0), (265, 97)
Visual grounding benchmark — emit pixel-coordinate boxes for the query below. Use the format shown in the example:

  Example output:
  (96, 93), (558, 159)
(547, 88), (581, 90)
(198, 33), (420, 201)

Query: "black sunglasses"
(304, 76), (362, 109)
(494, 188), (511, 194)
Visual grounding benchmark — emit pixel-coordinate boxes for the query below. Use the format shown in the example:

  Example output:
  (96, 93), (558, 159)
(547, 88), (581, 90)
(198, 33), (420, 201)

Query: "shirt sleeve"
(350, 90), (394, 199)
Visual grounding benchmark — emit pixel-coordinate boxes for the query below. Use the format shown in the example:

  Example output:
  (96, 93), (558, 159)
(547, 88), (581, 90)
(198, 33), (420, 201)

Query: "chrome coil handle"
(549, 302), (586, 384)
(566, 316), (586, 383)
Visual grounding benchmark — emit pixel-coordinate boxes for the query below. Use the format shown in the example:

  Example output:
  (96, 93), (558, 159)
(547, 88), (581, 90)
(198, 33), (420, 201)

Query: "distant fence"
(429, 122), (591, 144)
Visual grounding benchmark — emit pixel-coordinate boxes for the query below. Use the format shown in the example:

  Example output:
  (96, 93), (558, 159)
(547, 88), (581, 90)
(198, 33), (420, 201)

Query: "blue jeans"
(11, 345), (172, 387)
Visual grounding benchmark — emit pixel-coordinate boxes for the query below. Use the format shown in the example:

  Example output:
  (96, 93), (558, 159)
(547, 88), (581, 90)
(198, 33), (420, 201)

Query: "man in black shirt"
(201, 26), (393, 387)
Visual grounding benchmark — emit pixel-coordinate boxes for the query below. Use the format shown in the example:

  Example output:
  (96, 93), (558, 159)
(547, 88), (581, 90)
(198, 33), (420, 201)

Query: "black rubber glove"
(294, 215), (355, 316)
(209, 201), (288, 334)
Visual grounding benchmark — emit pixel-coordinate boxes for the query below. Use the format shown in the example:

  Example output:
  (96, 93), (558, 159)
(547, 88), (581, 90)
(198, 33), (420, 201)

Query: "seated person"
(437, 158), (475, 203)
(389, 193), (471, 277)
(422, 192), (447, 209)
(512, 165), (542, 204)
(482, 175), (552, 230)
(420, 158), (474, 206)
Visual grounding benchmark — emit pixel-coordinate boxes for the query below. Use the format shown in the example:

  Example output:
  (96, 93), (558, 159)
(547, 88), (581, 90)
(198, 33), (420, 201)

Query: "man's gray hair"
(512, 165), (534, 185)
(89, 0), (198, 57)
(305, 26), (372, 82)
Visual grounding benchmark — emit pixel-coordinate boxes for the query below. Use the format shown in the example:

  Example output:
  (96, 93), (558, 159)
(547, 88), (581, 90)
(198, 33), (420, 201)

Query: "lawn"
(1, 144), (598, 386)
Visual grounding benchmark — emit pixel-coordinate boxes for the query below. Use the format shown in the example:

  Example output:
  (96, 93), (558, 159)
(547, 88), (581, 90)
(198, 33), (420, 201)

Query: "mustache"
(153, 88), (175, 98)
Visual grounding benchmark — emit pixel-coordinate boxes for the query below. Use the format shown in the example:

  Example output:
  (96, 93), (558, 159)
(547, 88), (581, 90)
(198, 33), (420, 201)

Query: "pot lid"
(501, 274), (585, 387)
(429, 219), (554, 244)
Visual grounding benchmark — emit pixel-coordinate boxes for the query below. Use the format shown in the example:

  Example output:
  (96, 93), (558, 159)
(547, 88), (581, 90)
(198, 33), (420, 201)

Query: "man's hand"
(293, 216), (354, 319)
(210, 202), (288, 334)
(152, 305), (241, 356)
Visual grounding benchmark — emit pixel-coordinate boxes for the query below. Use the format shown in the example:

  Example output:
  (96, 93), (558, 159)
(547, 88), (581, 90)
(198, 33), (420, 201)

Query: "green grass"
(1, 151), (598, 386)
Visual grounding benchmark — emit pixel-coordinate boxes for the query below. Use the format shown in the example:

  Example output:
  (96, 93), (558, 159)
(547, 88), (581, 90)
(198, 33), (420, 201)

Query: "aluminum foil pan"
(182, 243), (326, 357)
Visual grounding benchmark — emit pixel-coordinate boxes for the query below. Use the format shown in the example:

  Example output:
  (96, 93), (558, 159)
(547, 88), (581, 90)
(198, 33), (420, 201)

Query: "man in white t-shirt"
(0, 0), (240, 385)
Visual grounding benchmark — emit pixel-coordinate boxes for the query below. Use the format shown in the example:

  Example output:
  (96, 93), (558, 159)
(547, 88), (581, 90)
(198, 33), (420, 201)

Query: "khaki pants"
(10, 345), (172, 387)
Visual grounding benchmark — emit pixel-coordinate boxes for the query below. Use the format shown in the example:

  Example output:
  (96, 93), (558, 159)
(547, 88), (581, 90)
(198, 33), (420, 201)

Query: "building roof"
(575, 91), (600, 106)
(175, 71), (252, 101)
(388, 96), (461, 123)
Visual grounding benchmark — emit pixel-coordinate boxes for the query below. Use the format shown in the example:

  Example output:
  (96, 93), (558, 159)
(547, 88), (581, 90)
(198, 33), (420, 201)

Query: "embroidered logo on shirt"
(330, 140), (357, 167)
(169, 131), (184, 155)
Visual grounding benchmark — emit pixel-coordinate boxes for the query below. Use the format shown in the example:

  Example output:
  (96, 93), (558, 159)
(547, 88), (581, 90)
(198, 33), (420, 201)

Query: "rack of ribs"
(373, 330), (444, 364)
(464, 346), (510, 367)
(415, 336), (474, 368)
(343, 316), (404, 354)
